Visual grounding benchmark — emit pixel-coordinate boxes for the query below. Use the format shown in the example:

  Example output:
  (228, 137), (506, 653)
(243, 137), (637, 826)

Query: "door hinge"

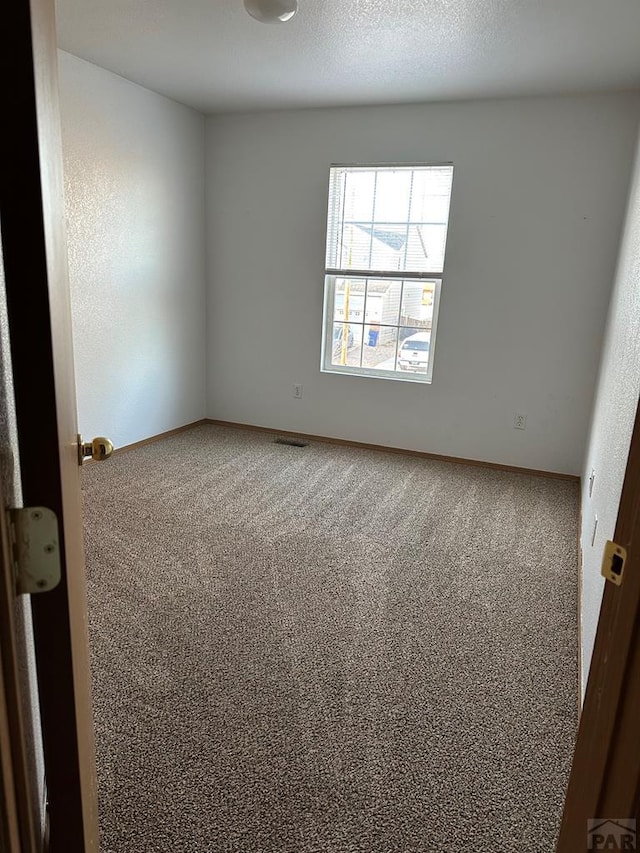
(7, 507), (62, 595)
(601, 540), (627, 587)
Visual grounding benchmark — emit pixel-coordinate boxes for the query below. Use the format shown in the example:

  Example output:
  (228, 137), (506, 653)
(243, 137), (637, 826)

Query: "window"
(321, 164), (454, 383)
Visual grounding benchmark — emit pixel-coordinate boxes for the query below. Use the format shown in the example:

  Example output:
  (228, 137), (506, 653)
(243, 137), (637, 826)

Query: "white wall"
(580, 129), (640, 695)
(58, 51), (207, 449)
(205, 95), (639, 474)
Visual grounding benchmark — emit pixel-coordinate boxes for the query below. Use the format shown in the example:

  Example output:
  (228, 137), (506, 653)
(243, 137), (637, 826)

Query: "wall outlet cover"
(513, 412), (527, 430)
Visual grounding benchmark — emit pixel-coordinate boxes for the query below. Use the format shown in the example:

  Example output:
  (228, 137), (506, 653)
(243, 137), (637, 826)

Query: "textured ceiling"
(55, 0), (640, 113)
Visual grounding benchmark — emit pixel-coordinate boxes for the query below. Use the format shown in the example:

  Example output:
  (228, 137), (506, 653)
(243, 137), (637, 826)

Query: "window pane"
(373, 170), (411, 223)
(400, 280), (439, 331)
(405, 224), (448, 273)
(333, 279), (366, 323)
(331, 322), (362, 367)
(326, 165), (453, 274)
(396, 328), (431, 375)
(362, 324), (398, 371)
(339, 223), (373, 269)
(409, 167), (454, 224)
(369, 225), (407, 271)
(365, 279), (401, 325)
(343, 170), (376, 222)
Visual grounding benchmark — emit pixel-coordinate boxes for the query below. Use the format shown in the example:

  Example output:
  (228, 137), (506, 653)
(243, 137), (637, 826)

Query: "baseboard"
(204, 418), (580, 482)
(576, 502), (584, 720)
(107, 420), (209, 457)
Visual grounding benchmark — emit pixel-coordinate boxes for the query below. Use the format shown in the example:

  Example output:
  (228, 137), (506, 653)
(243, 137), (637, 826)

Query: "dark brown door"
(0, 0), (99, 850)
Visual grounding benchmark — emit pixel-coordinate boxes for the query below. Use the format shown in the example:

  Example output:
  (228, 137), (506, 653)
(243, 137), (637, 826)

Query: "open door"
(0, 0), (99, 850)
(557, 398), (640, 851)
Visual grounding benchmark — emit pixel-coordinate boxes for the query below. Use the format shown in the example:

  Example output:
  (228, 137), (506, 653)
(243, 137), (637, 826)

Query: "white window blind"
(326, 165), (454, 276)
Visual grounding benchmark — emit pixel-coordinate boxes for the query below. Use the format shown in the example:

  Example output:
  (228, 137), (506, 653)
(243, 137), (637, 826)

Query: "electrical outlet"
(293, 384), (303, 399)
(589, 469), (596, 498)
(591, 515), (598, 547)
(513, 412), (527, 430)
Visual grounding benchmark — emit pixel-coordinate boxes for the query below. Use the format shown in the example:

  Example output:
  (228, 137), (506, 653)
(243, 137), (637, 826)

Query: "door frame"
(0, 656), (22, 853)
(557, 397), (640, 849)
(0, 482), (39, 853)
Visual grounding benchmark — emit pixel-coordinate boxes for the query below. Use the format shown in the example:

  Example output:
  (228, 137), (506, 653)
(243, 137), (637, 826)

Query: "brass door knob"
(77, 434), (114, 465)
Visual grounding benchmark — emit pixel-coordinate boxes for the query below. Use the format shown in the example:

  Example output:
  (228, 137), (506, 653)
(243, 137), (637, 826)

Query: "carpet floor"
(82, 423), (578, 853)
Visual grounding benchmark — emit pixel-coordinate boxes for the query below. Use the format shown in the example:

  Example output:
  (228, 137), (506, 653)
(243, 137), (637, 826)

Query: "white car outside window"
(397, 332), (430, 373)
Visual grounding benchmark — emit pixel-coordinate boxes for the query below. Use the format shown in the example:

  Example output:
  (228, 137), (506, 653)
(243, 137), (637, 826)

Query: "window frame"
(321, 275), (444, 384)
(320, 162), (454, 385)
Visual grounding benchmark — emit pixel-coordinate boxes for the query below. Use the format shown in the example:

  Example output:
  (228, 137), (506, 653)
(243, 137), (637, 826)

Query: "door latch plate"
(601, 540), (627, 587)
(8, 507), (61, 595)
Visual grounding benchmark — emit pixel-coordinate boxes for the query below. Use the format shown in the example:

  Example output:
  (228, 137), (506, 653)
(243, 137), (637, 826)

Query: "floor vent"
(273, 436), (309, 448)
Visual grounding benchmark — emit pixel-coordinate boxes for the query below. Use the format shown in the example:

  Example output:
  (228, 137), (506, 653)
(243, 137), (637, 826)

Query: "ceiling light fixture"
(243, 0), (298, 24)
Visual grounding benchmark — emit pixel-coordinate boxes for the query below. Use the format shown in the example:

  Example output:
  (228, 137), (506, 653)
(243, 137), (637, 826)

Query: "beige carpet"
(81, 423), (578, 853)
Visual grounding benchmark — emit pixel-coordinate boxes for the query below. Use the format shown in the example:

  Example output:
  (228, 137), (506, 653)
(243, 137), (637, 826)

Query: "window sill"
(321, 365), (433, 384)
